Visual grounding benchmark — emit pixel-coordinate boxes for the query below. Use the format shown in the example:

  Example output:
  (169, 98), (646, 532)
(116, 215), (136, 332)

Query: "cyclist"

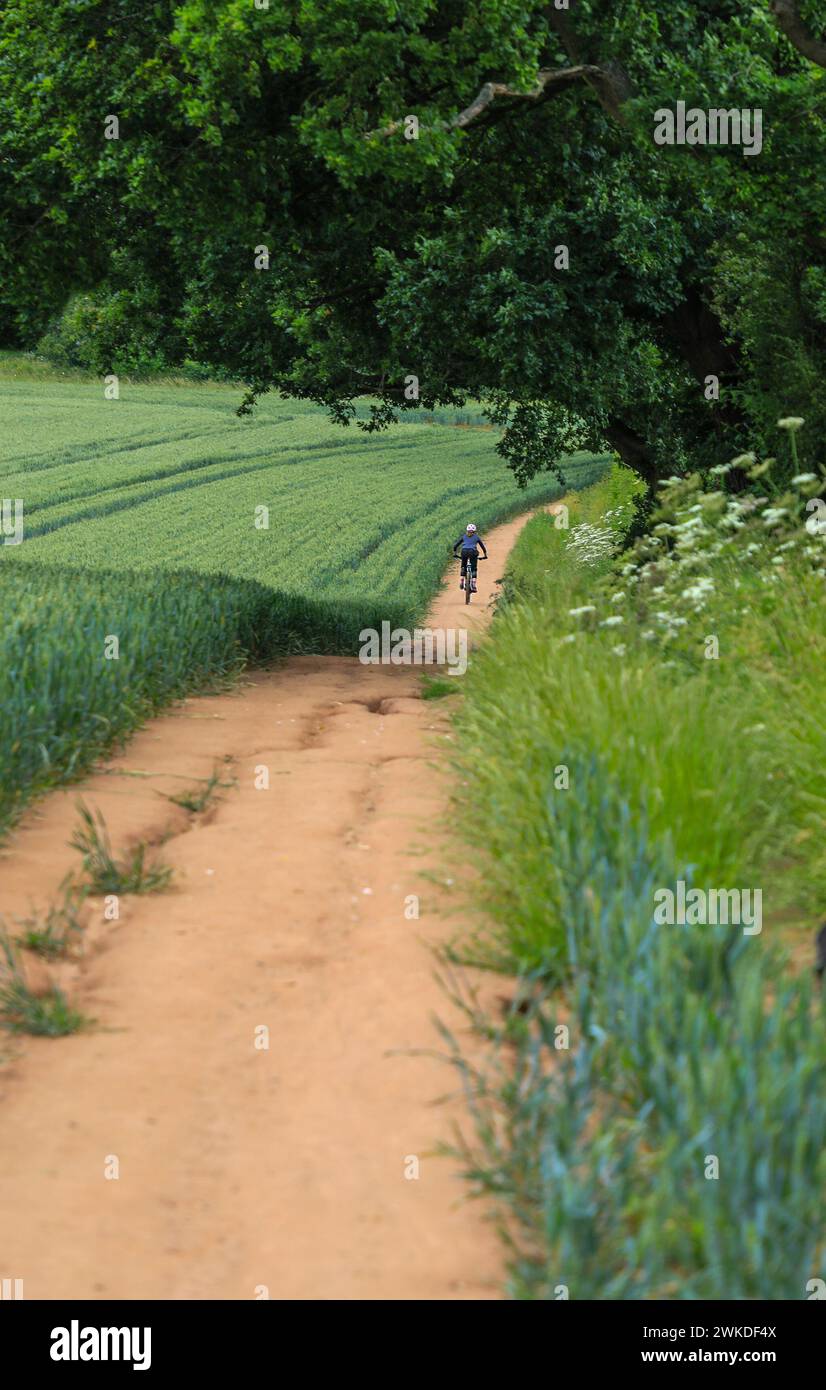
(453, 523), (488, 592)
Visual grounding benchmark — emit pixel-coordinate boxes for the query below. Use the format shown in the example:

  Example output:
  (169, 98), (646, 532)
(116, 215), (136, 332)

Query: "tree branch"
(452, 65), (602, 128)
(771, 0), (826, 68)
(367, 65), (604, 138)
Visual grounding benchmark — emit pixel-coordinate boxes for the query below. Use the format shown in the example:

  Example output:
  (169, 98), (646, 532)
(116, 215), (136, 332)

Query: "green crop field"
(1, 374), (604, 601)
(0, 365), (608, 836)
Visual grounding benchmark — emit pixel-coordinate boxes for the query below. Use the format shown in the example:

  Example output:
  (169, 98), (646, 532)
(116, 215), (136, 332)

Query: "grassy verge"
(448, 457), (826, 1298)
(0, 349), (238, 388)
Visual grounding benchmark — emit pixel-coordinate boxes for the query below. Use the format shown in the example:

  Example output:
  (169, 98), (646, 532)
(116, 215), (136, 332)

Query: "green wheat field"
(0, 363), (607, 834)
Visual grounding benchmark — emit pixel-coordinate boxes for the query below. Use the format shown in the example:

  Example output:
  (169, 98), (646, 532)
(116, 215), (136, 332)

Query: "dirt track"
(0, 509), (547, 1300)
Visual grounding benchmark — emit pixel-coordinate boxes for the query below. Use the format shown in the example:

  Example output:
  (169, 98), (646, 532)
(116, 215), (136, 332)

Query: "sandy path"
(0, 507), (547, 1301)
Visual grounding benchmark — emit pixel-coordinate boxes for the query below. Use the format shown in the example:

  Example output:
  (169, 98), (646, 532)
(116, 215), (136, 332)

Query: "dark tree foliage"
(1, 0), (825, 485)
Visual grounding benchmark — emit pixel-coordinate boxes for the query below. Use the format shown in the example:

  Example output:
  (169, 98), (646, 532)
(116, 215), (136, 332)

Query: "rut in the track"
(0, 505), (557, 1300)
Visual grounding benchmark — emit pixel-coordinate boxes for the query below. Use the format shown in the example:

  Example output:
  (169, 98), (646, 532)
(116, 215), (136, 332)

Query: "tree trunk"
(605, 419), (659, 490)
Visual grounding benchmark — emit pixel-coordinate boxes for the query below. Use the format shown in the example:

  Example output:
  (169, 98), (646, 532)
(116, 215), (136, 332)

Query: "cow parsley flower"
(565, 522), (616, 568)
(681, 577), (715, 602)
(748, 459), (772, 478)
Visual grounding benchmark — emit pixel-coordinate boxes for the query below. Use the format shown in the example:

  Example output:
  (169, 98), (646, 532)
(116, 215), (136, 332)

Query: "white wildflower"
(565, 522), (616, 568)
(681, 577), (714, 602)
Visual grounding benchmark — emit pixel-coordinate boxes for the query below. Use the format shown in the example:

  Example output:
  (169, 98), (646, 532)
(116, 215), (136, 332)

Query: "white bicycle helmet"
(466, 523), (477, 533)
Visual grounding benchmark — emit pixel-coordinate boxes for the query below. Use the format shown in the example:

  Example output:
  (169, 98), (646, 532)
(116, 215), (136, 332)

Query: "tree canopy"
(2, 0), (825, 485)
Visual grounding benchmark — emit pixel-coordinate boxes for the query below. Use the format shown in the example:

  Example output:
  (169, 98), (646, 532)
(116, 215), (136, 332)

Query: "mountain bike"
(460, 553), (486, 604)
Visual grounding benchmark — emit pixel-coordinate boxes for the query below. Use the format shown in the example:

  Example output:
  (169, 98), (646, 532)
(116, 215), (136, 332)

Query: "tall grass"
(448, 458), (826, 1298)
(456, 464), (826, 972)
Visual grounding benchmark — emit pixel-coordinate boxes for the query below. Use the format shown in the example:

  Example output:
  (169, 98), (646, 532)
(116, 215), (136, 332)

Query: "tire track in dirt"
(0, 505), (558, 1300)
